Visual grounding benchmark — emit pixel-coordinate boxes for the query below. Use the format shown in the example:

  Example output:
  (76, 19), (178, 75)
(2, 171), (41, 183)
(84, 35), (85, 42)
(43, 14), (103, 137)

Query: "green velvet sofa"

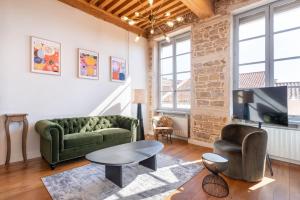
(35, 115), (140, 169)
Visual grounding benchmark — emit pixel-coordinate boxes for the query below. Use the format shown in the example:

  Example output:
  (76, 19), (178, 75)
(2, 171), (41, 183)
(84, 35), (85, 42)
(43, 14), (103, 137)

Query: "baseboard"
(172, 135), (188, 141)
(0, 157), (42, 169)
(269, 155), (300, 165)
(188, 138), (213, 149)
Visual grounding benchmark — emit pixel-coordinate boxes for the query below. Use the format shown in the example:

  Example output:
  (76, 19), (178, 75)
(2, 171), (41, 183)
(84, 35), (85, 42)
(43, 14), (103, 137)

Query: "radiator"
(167, 114), (190, 138)
(263, 127), (300, 163)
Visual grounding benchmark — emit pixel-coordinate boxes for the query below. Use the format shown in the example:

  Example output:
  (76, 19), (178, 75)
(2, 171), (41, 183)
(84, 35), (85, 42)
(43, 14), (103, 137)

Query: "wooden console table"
(4, 114), (28, 165)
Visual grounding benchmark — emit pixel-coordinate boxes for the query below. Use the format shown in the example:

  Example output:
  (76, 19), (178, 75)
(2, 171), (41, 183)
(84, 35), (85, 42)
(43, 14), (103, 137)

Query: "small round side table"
(202, 153), (229, 198)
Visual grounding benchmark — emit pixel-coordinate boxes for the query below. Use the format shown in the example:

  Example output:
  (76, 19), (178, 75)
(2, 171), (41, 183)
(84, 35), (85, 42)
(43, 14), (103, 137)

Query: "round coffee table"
(202, 153), (229, 198)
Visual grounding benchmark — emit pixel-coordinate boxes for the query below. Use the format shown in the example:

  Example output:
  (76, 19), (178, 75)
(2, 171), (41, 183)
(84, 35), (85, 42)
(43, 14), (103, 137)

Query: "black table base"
(202, 174), (229, 198)
(105, 165), (123, 187)
(105, 155), (157, 188)
(139, 155), (157, 170)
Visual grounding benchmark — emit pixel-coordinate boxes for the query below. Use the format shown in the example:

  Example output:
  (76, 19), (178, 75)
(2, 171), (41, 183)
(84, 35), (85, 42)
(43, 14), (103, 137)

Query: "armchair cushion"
(214, 140), (242, 153)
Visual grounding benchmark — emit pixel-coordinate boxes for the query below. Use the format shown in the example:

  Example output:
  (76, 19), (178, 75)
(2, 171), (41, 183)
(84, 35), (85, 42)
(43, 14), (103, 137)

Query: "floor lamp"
(133, 89), (145, 140)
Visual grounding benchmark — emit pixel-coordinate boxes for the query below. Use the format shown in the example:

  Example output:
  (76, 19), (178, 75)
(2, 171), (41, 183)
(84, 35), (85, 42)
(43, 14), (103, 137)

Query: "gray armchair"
(213, 124), (268, 182)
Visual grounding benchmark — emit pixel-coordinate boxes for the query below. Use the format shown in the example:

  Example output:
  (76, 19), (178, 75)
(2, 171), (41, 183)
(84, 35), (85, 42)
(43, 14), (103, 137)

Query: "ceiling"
(58, 0), (214, 38)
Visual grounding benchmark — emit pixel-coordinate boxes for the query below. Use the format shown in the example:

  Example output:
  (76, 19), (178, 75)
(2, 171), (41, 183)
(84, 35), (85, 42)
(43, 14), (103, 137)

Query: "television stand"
(258, 122), (274, 176)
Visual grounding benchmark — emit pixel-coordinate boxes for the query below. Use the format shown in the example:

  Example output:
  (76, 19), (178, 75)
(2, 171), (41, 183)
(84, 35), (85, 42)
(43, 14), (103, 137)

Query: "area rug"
(42, 153), (203, 200)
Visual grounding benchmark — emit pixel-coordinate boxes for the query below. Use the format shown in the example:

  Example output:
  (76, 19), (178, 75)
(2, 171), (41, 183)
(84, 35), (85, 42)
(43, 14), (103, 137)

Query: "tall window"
(158, 33), (191, 111)
(234, 0), (300, 122)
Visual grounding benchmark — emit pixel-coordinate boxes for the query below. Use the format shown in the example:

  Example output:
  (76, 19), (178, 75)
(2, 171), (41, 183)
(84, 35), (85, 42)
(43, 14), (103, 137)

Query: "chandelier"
(121, 0), (185, 42)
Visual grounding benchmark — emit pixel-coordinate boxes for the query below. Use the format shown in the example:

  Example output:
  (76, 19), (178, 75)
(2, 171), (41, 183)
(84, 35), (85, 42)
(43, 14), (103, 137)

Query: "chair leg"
(170, 134), (172, 144)
(266, 154), (274, 176)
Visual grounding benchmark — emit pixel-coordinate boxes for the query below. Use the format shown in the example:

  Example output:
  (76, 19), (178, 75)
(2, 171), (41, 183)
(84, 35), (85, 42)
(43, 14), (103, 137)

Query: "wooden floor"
(0, 138), (300, 200)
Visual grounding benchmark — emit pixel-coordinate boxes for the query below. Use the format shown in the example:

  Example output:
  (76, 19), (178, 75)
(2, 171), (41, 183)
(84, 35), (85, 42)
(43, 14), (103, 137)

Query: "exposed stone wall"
(190, 0), (262, 144)
(190, 16), (230, 143)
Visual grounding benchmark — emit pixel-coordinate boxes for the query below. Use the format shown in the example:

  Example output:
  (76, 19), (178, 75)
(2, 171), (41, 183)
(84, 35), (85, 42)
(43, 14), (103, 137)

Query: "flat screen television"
(233, 86), (288, 126)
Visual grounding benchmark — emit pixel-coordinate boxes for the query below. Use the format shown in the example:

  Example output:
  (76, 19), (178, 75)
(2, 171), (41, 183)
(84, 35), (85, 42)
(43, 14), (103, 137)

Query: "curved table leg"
(5, 119), (11, 166)
(22, 118), (28, 162)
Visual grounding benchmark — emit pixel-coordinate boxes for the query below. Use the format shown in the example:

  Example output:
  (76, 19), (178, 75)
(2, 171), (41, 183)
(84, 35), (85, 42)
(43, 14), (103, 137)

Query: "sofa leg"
(50, 163), (56, 170)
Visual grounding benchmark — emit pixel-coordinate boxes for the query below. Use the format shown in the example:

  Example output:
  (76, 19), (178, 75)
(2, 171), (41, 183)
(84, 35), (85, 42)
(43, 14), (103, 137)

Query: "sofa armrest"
(241, 130), (268, 181)
(35, 120), (64, 152)
(117, 116), (140, 141)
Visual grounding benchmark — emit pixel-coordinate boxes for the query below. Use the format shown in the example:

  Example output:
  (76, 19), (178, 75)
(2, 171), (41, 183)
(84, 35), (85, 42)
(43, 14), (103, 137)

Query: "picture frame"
(31, 36), (61, 75)
(78, 49), (99, 80)
(110, 56), (127, 82)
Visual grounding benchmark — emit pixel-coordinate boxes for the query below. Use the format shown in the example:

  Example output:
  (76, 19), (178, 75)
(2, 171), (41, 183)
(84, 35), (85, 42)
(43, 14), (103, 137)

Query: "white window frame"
(233, 0), (300, 89)
(158, 32), (191, 112)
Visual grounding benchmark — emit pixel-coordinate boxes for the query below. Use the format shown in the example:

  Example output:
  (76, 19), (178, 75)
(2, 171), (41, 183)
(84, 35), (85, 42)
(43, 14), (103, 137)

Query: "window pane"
(239, 15), (265, 40)
(176, 54), (191, 73)
(177, 91), (191, 109)
(160, 45), (172, 58)
(161, 92), (173, 108)
(274, 29), (300, 59)
(274, 59), (300, 116)
(176, 72), (191, 90)
(274, 59), (300, 83)
(274, 5), (300, 32)
(160, 58), (173, 75)
(239, 37), (265, 64)
(160, 75), (173, 91)
(239, 63), (265, 88)
(176, 39), (191, 55)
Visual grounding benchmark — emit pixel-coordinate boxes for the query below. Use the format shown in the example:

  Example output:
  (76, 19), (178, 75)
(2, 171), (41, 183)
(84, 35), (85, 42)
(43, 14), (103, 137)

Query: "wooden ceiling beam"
(179, 0), (214, 18)
(105, 0), (126, 13)
(98, 0), (113, 9)
(114, 1), (140, 16)
(119, 0), (166, 18)
(58, 0), (145, 36)
(125, 0), (150, 18)
(89, 0), (100, 5)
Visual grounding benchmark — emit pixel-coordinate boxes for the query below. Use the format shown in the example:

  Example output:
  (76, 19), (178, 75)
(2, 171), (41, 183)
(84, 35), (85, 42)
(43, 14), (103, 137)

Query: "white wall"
(0, 0), (148, 165)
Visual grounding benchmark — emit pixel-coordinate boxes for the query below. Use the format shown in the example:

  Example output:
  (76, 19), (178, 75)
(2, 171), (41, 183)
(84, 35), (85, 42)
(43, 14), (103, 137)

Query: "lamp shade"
(133, 89), (145, 104)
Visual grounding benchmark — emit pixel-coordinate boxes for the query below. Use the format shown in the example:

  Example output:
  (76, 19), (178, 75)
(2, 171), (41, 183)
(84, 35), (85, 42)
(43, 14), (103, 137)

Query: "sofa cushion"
(51, 117), (92, 135)
(94, 118), (114, 130)
(64, 132), (103, 149)
(79, 117), (99, 133)
(214, 140), (242, 153)
(97, 128), (131, 141)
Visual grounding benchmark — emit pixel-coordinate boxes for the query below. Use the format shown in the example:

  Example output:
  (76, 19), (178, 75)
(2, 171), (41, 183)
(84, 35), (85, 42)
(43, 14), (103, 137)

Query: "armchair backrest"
(152, 116), (173, 128)
(221, 124), (266, 145)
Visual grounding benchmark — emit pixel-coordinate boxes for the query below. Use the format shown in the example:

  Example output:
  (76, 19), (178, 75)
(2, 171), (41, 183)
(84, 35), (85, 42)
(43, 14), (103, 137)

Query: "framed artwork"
(110, 56), (126, 82)
(31, 36), (61, 75)
(78, 49), (99, 80)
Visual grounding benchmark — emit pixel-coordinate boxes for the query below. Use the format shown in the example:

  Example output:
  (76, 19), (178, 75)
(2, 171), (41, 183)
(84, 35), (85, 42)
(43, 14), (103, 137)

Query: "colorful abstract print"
(111, 57), (126, 81)
(33, 39), (60, 74)
(79, 52), (98, 78)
